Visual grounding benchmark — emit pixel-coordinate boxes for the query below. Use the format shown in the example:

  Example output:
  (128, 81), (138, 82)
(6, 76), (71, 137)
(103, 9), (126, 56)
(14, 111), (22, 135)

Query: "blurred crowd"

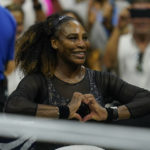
(1, 0), (150, 97)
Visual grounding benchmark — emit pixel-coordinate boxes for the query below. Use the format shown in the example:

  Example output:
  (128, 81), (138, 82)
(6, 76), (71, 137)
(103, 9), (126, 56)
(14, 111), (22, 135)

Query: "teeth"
(78, 52), (84, 54)
(74, 52), (85, 54)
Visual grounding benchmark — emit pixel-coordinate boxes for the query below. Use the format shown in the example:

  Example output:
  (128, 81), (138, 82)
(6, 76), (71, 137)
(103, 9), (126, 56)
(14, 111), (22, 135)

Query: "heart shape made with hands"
(75, 96), (106, 122)
(76, 102), (91, 118)
(69, 93), (105, 121)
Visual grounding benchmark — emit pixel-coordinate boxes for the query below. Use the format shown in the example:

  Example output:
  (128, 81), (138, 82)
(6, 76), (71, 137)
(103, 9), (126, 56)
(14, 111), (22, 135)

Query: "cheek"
(62, 42), (76, 51)
(85, 41), (90, 49)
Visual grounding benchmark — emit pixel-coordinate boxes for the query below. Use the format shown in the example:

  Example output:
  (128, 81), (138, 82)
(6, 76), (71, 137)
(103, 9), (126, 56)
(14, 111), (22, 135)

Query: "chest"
(45, 70), (104, 106)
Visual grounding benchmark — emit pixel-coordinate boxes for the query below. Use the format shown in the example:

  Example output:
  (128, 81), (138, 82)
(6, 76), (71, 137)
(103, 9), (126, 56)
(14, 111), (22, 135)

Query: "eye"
(68, 36), (78, 41)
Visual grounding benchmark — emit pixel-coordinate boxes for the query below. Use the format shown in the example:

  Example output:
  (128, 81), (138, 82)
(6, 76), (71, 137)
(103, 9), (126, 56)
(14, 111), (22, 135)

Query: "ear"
(51, 39), (58, 50)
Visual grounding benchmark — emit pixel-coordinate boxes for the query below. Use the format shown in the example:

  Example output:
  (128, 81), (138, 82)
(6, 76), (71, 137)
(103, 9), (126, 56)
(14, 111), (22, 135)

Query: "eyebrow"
(66, 32), (88, 36)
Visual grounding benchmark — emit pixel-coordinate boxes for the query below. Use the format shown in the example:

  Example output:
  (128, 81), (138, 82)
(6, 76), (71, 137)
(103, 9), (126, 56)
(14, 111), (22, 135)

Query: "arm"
(87, 0), (95, 31)
(36, 92), (84, 121)
(103, 8), (130, 71)
(97, 71), (150, 119)
(5, 73), (43, 115)
(36, 104), (59, 118)
(82, 94), (130, 122)
(103, 27), (121, 71)
(32, 0), (46, 22)
(81, 71), (150, 122)
(5, 74), (83, 120)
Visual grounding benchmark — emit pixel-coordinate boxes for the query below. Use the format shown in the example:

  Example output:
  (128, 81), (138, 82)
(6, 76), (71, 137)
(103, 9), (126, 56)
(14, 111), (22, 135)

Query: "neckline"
(53, 68), (87, 85)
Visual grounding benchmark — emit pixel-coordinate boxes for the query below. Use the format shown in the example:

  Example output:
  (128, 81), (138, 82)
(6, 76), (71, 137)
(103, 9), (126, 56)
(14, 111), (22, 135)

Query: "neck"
(55, 64), (82, 78)
(54, 59), (85, 83)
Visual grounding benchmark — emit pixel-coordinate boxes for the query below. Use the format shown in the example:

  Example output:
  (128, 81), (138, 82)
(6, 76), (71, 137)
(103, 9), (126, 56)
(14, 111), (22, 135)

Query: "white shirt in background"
(118, 33), (150, 90)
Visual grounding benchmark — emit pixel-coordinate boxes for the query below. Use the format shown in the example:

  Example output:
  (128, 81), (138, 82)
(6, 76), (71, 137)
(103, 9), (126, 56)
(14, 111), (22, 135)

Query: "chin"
(74, 60), (85, 65)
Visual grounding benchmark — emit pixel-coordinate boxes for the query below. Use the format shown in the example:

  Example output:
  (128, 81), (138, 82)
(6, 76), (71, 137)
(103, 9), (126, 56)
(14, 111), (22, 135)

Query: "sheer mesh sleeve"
(5, 73), (47, 115)
(95, 71), (150, 118)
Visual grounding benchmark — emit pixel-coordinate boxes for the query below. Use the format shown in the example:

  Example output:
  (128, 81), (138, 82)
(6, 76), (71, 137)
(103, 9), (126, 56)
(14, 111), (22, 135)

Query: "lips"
(72, 51), (86, 59)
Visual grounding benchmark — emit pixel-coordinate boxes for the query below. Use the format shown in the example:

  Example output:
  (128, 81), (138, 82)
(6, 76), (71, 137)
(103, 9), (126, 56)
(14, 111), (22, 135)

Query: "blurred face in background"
(130, 2), (150, 35)
(13, 0), (25, 5)
(11, 10), (24, 39)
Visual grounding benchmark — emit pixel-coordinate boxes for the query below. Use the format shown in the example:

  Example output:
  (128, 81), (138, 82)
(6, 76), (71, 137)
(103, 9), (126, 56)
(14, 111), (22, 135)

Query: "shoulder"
(92, 69), (121, 85)
(86, 67), (119, 80)
(21, 72), (46, 85)
(86, 68), (110, 81)
(0, 6), (16, 29)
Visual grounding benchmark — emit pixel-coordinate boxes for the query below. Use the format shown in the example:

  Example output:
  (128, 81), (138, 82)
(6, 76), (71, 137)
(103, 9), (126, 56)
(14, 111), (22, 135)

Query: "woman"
(4, 13), (150, 122)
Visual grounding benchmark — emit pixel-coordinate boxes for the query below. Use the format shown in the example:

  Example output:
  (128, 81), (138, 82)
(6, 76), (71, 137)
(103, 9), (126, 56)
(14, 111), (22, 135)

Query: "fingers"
(73, 92), (83, 97)
(72, 93), (95, 104)
(72, 92), (85, 104)
(82, 113), (92, 122)
(83, 94), (96, 105)
(69, 93), (102, 122)
(84, 94), (96, 101)
(68, 92), (86, 119)
(73, 113), (82, 121)
(69, 92), (83, 106)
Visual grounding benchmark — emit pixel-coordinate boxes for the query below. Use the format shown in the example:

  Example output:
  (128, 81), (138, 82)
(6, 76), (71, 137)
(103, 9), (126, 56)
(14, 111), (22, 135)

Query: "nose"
(77, 39), (86, 49)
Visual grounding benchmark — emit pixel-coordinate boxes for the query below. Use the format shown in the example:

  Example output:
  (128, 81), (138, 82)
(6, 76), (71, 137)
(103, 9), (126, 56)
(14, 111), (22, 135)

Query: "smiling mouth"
(72, 52), (86, 59)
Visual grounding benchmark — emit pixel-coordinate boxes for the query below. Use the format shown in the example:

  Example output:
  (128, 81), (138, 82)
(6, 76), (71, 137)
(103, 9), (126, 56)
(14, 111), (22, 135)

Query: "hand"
(117, 8), (130, 34)
(82, 94), (107, 122)
(68, 92), (85, 121)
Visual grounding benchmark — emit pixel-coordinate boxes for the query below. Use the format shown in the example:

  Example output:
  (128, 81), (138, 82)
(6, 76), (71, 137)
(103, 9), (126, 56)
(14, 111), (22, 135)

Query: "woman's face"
(54, 20), (90, 65)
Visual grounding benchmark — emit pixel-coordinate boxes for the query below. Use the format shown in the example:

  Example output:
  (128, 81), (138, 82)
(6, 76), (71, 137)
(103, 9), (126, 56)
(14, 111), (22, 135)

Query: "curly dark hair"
(58, 10), (85, 28)
(15, 13), (76, 76)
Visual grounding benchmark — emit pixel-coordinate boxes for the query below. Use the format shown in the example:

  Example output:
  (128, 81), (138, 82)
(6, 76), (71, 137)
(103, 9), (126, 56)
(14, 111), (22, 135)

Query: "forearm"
(104, 105), (131, 121)
(36, 104), (59, 118)
(5, 97), (37, 115)
(33, 0), (46, 22)
(103, 27), (121, 70)
(118, 105), (131, 120)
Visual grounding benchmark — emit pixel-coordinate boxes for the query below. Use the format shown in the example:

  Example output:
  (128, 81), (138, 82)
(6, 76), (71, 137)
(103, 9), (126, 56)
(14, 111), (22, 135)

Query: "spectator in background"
(103, 7), (130, 73)
(6, 4), (25, 96)
(58, 0), (89, 25)
(104, 0), (150, 91)
(6, 4), (24, 39)
(4, 0), (46, 31)
(88, 0), (117, 52)
(0, 6), (16, 111)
